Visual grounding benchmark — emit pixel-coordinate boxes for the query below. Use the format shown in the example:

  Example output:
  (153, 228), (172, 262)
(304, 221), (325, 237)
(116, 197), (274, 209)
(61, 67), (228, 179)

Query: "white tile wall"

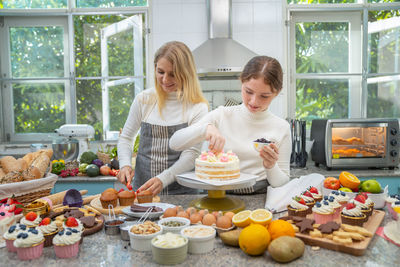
(151, 0), (286, 118)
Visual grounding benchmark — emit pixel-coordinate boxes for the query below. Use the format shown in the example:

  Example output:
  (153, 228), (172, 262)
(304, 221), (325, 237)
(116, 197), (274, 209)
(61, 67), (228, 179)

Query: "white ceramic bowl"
(253, 141), (272, 152)
(128, 224), (163, 251)
(158, 217), (190, 234)
(151, 233), (188, 265)
(180, 225), (216, 254)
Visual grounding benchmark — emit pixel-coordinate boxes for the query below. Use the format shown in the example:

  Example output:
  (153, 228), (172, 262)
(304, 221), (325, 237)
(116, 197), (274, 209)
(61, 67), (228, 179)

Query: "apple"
(339, 187), (353, 193)
(360, 180), (382, 193)
(324, 177), (341, 190)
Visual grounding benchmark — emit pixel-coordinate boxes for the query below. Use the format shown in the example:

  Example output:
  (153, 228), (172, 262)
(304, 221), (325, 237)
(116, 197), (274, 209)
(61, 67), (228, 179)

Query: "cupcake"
(360, 192), (374, 211)
(53, 227), (81, 258)
(3, 224), (27, 252)
(137, 190), (153, 203)
(100, 191), (118, 209)
(287, 196), (309, 217)
(323, 195), (341, 221)
(118, 190), (136, 206)
(353, 194), (372, 220)
(307, 186), (323, 202)
(390, 201), (400, 221)
(0, 205), (16, 245)
(329, 190), (349, 211)
(300, 191), (316, 212)
(13, 227), (44, 261)
(62, 217), (84, 233)
(103, 188), (119, 195)
(341, 202), (366, 226)
(20, 211), (41, 227)
(38, 217), (58, 247)
(312, 201), (334, 224)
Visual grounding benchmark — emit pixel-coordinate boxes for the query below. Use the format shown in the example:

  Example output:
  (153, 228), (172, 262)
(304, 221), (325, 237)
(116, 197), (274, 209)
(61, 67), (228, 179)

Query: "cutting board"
(295, 210), (385, 256)
(90, 195), (160, 215)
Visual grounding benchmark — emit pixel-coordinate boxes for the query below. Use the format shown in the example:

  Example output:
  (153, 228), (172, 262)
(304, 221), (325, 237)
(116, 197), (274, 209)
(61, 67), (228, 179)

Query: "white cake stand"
(176, 172), (258, 213)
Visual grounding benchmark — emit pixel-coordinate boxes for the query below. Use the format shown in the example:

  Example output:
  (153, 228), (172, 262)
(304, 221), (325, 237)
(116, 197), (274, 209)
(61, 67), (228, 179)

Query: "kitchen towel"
(265, 173), (325, 213)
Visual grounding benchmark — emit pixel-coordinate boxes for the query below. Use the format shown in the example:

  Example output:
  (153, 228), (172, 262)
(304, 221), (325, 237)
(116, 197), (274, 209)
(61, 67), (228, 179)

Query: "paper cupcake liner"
(361, 208), (372, 222)
(5, 238), (17, 253)
(100, 199), (118, 209)
(43, 231), (58, 247)
(341, 214), (365, 227)
(386, 203), (399, 221)
(332, 208), (341, 222)
(119, 197), (135, 206)
(313, 212), (333, 224)
(16, 239), (44, 261)
(54, 240), (80, 258)
(287, 206), (308, 217)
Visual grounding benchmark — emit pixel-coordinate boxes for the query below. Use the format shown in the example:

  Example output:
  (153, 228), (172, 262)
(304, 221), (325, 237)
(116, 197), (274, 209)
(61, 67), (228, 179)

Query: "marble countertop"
(2, 194), (399, 267)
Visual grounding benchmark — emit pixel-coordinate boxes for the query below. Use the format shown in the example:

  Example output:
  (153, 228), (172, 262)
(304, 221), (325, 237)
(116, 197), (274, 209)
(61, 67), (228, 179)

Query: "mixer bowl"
(52, 139), (79, 161)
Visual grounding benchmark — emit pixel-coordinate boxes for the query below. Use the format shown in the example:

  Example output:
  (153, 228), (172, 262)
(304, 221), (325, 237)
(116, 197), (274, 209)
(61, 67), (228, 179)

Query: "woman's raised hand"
(117, 166), (135, 186)
(138, 177), (163, 195)
(205, 124), (225, 154)
(260, 143), (279, 169)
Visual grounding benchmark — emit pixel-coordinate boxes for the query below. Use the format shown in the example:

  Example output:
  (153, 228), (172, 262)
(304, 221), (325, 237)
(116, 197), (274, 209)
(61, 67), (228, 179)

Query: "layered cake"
(195, 151), (240, 180)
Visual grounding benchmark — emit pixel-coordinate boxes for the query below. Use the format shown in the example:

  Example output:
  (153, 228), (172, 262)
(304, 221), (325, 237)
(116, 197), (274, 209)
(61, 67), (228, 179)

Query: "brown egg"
(212, 211), (219, 219)
(177, 210), (189, 219)
(216, 215), (232, 229)
(189, 212), (202, 224)
(163, 207), (177, 218)
(198, 209), (208, 217)
(224, 211), (235, 220)
(186, 207), (196, 216)
(202, 213), (216, 226)
(176, 205), (183, 212)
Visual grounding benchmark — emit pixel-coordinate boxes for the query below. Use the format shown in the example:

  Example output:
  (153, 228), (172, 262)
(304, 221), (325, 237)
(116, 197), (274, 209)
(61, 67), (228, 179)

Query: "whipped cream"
(386, 195), (399, 204)
(300, 195), (315, 203)
(342, 205), (364, 217)
(365, 197), (374, 206)
(3, 224), (27, 240)
(20, 216), (41, 227)
(288, 199), (308, 210)
(323, 196), (341, 209)
(198, 150), (238, 163)
(312, 201), (334, 214)
(63, 219), (83, 233)
(329, 191), (349, 203)
(38, 221), (58, 235)
(13, 227), (44, 248)
(352, 199), (369, 210)
(309, 191), (322, 199)
(0, 205), (14, 219)
(152, 232), (186, 248)
(53, 228), (81, 246)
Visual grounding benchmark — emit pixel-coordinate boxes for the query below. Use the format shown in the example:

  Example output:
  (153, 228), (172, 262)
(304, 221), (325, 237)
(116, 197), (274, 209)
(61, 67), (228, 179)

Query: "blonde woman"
(117, 41), (208, 195)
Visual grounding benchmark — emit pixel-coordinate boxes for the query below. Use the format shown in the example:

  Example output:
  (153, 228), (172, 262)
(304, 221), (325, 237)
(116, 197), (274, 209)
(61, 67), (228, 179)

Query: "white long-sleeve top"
(170, 104), (291, 188)
(117, 88), (208, 187)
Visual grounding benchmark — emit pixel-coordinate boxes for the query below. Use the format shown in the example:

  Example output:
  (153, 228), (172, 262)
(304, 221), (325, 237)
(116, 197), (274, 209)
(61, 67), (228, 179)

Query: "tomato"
(109, 169), (119, 176)
(100, 165), (111, 176)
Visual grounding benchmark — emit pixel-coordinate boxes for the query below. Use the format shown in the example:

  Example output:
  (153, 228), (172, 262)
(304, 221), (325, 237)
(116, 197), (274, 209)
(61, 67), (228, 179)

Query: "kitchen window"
(0, 1), (148, 142)
(287, 3), (400, 125)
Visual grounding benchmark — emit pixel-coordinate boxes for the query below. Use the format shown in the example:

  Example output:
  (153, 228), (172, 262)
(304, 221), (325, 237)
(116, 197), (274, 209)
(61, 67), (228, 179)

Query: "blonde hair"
(154, 41), (208, 113)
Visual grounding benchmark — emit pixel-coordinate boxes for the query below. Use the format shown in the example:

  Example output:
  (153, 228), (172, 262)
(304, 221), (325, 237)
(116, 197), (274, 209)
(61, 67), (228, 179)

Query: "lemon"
(232, 210), (251, 228)
(249, 209), (273, 226)
(393, 206), (400, 214)
(239, 224), (271, 256)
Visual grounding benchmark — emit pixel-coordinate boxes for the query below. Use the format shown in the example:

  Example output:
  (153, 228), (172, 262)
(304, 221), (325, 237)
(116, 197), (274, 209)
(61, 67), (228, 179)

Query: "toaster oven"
(310, 119), (400, 169)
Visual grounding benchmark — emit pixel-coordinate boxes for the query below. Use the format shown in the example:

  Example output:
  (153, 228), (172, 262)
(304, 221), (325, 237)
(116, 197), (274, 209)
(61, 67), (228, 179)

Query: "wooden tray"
(295, 210), (385, 256)
(90, 195), (160, 215)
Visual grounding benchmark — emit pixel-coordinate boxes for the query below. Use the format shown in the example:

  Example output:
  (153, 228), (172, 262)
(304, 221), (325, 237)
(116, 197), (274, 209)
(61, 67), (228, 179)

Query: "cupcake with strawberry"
(3, 224), (27, 252)
(0, 198), (23, 244)
(329, 190), (349, 211)
(352, 194), (372, 220)
(341, 202), (366, 226)
(62, 217), (84, 233)
(53, 228), (82, 258)
(300, 191), (316, 213)
(312, 200), (334, 224)
(323, 195), (341, 221)
(20, 211), (42, 228)
(307, 186), (322, 202)
(38, 217), (58, 247)
(13, 227), (44, 260)
(360, 192), (374, 211)
(287, 196), (309, 217)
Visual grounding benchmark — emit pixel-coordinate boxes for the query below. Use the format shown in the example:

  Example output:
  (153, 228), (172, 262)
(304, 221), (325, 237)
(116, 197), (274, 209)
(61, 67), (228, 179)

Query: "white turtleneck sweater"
(169, 104), (291, 187)
(118, 88), (208, 187)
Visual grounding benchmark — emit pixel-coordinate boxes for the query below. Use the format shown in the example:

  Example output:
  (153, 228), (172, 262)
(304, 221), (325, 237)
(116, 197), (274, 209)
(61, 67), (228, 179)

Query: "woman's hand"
(117, 166), (135, 185)
(206, 124), (225, 153)
(138, 177), (163, 195)
(260, 143), (279, 169)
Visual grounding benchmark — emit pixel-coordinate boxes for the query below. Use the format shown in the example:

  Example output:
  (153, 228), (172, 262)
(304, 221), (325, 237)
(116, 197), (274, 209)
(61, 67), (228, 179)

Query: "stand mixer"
(54, 124), (95, 160)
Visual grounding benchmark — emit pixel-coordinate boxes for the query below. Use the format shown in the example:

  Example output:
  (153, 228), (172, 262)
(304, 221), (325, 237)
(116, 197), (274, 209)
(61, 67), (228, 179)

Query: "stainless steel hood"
(192, 0), (258, 79)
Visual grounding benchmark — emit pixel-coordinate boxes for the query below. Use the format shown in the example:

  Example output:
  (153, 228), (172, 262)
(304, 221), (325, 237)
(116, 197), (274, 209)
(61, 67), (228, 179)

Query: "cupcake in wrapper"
(329, 190), (349, 212)
(20, 212), (42, 228)
(137, 190), (153, 203)
(38, 218), (58, 247)
(3, 224), (28, 252)
(300, 191), (316, 214)
(340, 203), (365, 227)
(13, 227), (44, 261)
(352, 194), (372, 221)
(386, 195), (400, 220)
(53, 228), (82, 258)
(118, 190), (136, 206)
(312, 201), (334, 224)
(287, 196), (309, 217)
(100, 191), (118, 209)
(307, 186), (323, 202)
(323, 195), (342, 221)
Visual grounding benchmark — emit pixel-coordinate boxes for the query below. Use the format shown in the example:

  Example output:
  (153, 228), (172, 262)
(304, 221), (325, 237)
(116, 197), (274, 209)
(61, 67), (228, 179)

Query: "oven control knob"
(391, 139), (398, 146)
(391, 128), (398, 135)
(390, 150), (398, 157)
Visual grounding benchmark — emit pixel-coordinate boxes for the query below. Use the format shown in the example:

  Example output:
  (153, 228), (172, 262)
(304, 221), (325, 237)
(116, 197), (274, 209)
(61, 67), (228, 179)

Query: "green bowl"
(151, 234), (188, 265)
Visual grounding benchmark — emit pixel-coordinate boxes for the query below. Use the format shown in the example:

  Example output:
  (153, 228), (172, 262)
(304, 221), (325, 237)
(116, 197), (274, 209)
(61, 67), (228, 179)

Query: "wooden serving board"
(90, 195), (160, 215)
(295, 210), (385, 256)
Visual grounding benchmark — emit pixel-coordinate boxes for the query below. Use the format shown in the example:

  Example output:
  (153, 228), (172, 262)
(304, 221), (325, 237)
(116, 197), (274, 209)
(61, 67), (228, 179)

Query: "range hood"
(193, 0), (258, 79)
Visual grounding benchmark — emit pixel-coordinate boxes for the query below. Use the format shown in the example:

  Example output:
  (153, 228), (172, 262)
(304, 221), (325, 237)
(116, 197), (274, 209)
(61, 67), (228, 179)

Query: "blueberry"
(71, 229), (78, 233)
(315, 202), (322, 207)
(323, 200), (329, 205)
(323, 196), (329, 200)
(31, 229), (38, 235)
(329, 196), (335, 202)
(395, 201), (400, 205)
(17, 233), (24, 239)
(340, 191), (346, 196)
(58, 231), (64, 236)
(66, 231), (72, 236)
(0, 212), (5, 216)
(8, 225), (16, 233)
(66, 228), (73, 231)
(22, 233), (28, 239)
(20, 225), (27, 230)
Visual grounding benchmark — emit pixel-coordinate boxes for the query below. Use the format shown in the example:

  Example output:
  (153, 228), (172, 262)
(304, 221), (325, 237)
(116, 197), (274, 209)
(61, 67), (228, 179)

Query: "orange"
(239, 224), (271, 256)
(232, 210), (251, 228)
(267, 219), (295, 240)
(249, 209), (273, 226)
(339, 171), (360, 190)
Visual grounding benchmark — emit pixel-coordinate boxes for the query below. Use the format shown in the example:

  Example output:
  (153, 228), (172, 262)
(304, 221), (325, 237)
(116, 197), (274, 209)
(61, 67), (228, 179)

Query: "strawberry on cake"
(195, 151), (240, 180)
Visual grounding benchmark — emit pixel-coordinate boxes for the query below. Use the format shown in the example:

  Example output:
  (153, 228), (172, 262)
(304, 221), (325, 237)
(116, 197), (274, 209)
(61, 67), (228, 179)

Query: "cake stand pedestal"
(176, 173), (257, 213)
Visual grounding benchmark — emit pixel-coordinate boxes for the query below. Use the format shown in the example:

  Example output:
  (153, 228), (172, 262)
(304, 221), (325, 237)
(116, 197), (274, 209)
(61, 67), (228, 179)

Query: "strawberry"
(7, 204), (16, 212)
(39, 217), (51, 226)
(308, 186), (319, 194)
(25, 211), (38, 221)
(346, 203), (356, 210)
(302, 191), (313, 197)
(0, 198), (7, 204)
(118, 188), (125, 193)
(65, 217), (78, 227)
(354, 194), (366, 204)
(127, 184), (133, 191)
(14, 208), (23, 215)
(360, 192), (369, 199)
(294, 196), (306, 205)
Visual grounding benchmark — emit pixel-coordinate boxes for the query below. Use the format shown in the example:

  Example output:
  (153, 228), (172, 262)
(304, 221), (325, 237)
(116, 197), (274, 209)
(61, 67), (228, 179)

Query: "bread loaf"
(0, 171), (23, 184)
(30, 154), (50, 178)
(0, 168), (5, 179)
(0, 156), (19, 173)
(16, 158), (28, 171)
(22, 166), (42, 181)
(22, 153), (34, 166)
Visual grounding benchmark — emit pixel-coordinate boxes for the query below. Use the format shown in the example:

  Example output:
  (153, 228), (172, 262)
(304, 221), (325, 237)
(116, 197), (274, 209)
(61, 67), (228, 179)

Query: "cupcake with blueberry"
(287, 196), (309, 217)
(323, 195), (341, 221)
(312, 200), (334, 224)
(307, 186), (323, 202)
(20, 211), (41, 228)
(3, 224), (27, 252)
(53, 227), (82, 258)
(329, 190), (349, 211)
(13, 227), (44, 261)
(386, 194), (400, 220)
(62, 217), (84, 233)
(353, 194), (372, 220)
(341, 202), (366, 226)
(300, 191), (316, 212)
(38, 217), (58, 247)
